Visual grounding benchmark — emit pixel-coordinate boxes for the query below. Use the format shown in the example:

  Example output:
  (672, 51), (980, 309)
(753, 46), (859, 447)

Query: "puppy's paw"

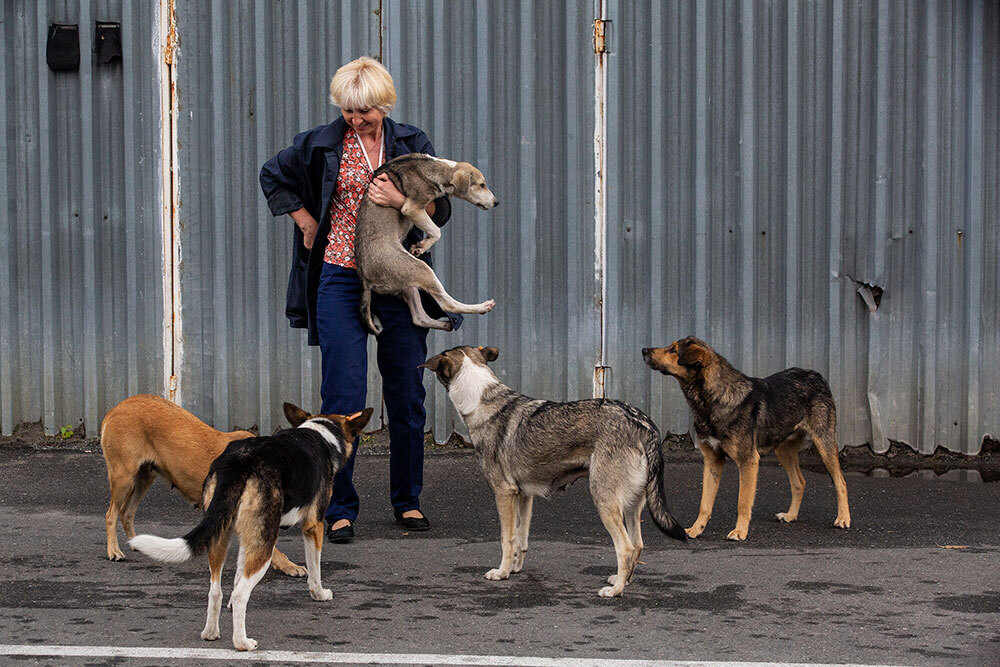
(511, 550), (526, 572)
(776, 512), (797, 523)
(834, 516), (851, 529)
(410, 242), (429, 256)
(484, 567), (510, 581)
(482, 299), (496, 313)
(310, 587), (333, 601)
(200, 628), (220, 641)
(234, 638), (258, 652)
(108, 549), (125, 562)
(598, 585), (623, 598)
(725, 528), (748, 541)
(685, 525), (704, 539)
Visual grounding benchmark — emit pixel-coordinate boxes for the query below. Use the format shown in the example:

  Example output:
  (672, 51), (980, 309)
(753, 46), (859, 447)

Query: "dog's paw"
(511, 550), (526, 572)
(776, 512), (798, 523)
(834, 516), (851, 529)
(107, 549), (126, 562)
(598, 585), (623, 598)
(725, 528), (748, 541)
(278, 563), (307, 577)
(200, 628), (220, 641)
(685, 525), (704, 539)
(481, 299), (496, 313)
(485, 568), (510, 581)
(234, 638), (258, 652)
(410, 242), (429, 257)
(310, 587), (333, 601)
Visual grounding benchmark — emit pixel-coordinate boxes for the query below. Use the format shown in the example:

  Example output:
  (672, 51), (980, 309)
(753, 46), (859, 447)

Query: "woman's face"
(342, 106), (386, 137)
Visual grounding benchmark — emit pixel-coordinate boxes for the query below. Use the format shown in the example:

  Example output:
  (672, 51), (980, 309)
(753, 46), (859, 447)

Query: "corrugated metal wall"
(3, 0), (997, 454)
(170, 1), (380, 433)
(0, 0), (164, 436)
(605, 0), (999, 454)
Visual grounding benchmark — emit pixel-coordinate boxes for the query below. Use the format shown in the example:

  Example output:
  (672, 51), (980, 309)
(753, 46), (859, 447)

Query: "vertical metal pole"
(159, 0), (181, 404)
(593, 0), (608, 399)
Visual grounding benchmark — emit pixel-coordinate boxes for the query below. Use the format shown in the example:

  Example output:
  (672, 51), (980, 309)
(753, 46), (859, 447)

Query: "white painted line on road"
(0, 644), (907, 667)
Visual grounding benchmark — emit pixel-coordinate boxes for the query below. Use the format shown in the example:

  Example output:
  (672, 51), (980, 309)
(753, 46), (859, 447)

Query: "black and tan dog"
(130, 403), (372, 651)
(100, 394), (304, 576)
(643, 337), (850, 541)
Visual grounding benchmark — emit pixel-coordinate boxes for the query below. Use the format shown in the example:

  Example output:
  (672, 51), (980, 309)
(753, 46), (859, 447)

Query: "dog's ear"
(478, 346), (499, 363)
(419, 354), (453, 376)
(283, 402), (310, 427)
(344, 408), (374, 438)
(451, 167), (470, 195)
(678, 340), (710, 369)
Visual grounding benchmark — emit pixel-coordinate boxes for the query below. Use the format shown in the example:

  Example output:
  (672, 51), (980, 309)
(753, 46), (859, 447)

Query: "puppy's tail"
(359, 284), (382, 335)
(643, 427), (688, 542)
(129, 473), (242, 563)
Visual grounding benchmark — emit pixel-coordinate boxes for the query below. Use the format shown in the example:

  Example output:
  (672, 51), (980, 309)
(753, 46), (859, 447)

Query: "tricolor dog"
(99, 394), (304, 576)
(130, 403), (372, 651)
(420, 345), (687, 598)
(354, 153), (499, 333)
(643, 337), (851, 541)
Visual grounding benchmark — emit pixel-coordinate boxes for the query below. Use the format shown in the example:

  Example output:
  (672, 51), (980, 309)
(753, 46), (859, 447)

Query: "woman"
(260, 56), (457, 543)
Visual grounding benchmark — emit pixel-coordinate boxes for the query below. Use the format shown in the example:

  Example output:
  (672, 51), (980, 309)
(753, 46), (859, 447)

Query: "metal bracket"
(594, 19), (612, 54)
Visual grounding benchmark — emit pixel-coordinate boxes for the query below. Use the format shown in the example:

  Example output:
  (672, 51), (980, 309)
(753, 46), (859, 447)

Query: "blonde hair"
(328, 56), (397, 113)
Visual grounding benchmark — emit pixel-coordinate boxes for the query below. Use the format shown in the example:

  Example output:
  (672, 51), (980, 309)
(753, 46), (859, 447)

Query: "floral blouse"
(324, 128), (382, 268)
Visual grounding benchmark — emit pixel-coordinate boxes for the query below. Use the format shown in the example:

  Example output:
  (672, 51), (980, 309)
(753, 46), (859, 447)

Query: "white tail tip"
(129, 535), (192, 563)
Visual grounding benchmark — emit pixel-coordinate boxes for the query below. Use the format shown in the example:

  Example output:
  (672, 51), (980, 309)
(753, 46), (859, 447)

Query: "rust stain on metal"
(594, 19), (608, 54)
(593, 366), (608, 399)
(163, 0), (177, 65)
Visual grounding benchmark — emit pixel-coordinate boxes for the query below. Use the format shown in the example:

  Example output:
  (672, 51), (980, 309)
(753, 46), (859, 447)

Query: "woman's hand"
(368, 174), (406, 210)
(289, 208), (319, 250)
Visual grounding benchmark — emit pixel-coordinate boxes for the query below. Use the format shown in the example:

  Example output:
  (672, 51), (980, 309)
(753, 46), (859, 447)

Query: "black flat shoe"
(394, 509), (430, 531)
(326, 522), (354, 543)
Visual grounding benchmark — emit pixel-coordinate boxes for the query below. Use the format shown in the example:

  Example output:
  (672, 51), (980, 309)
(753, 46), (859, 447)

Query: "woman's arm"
(260, 137), (310, 217)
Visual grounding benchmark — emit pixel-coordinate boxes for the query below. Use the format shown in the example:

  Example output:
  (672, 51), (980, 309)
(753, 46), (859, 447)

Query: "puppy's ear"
(451, 167), (470, 194)
(678, 341), (710, 369)
(345, 408), (374, 438)
(284, 402), (310, 427)
(419, 354), (452, 376)
(478, 346), (499, 362)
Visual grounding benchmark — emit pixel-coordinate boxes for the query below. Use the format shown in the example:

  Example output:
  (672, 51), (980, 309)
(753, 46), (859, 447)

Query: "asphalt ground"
(0, 443), (998, 666)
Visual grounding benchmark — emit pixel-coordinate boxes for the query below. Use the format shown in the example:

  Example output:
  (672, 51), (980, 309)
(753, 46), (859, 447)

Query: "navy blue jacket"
(260, 116), (458, 345)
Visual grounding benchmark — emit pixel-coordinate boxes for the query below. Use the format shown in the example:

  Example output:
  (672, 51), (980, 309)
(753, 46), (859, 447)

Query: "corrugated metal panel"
(170, 1), (381, 433)
(4, 0), (996, 456)
(605, 0), (999, 454)
(383, 0), (599, 440)
(0, 0), (164, 436)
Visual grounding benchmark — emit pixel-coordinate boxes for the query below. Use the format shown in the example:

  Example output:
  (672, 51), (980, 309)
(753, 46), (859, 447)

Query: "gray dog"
(420, 345), (687, 597)
(354, 153), (499, 334)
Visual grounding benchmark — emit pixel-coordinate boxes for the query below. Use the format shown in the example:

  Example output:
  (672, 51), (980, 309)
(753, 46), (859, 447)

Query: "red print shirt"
(324, 129), (382, 268)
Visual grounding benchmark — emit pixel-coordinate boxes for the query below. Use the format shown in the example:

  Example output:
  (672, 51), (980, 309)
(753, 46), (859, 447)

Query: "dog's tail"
(643, 427), (688, 542)
(359, 283), (381, 335)
(129, 472), (243, 563)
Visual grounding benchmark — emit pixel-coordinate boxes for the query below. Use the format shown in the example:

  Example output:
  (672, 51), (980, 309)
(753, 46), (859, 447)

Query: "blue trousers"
(316, 262), (428, 523)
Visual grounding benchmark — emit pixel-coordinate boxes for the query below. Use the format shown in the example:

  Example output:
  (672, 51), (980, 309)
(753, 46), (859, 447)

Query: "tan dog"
(643, 337), (850, 541)
(100, 394), (305, 576)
